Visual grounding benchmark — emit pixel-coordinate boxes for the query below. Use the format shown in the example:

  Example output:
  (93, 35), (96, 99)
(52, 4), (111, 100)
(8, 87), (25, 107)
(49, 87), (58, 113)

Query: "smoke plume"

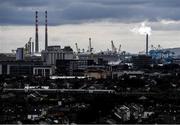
(131, 22), (152, 35)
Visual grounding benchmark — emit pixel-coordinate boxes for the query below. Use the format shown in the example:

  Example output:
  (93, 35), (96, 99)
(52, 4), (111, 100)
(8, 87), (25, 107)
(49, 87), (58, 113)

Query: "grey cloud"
(1, 0), (180, 25)
(0, 0), (49, 7)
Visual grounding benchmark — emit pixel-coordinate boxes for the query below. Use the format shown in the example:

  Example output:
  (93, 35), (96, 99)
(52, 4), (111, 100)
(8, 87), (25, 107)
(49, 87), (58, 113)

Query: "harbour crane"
(24, 37), (32, 54)
(111, 40), (117, 53)
(27, 37), (32, 54)
(118, 44), (121, 53)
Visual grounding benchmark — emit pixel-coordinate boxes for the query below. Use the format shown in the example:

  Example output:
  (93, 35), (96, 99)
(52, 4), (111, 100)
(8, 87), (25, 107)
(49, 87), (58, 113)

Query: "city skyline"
(1, 0), (180, 53)
(1, 1), (180, 124)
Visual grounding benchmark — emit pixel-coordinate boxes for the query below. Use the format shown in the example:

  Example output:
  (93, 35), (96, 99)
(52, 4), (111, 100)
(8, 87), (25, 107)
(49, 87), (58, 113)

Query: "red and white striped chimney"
(45, 11), (48, 50)
(35, 11), (39, 53)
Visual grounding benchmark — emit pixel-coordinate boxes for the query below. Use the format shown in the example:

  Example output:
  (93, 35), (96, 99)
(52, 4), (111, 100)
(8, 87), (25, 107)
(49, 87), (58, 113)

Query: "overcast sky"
(0, 0), (180, 53)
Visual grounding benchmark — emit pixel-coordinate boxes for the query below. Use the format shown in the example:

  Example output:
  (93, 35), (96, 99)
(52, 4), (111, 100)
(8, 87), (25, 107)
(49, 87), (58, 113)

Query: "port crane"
(149, 44), (174, 64)
(118, 44), (121, 53)
(111, 40), (117, 53)
(24, 37), (32, 54)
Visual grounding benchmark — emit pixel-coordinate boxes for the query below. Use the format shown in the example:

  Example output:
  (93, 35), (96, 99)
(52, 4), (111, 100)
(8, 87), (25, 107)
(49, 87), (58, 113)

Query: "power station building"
(41, 46), (74, 65)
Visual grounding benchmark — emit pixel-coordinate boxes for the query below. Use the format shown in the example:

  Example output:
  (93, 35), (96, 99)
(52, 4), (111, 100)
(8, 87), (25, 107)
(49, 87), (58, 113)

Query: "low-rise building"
(33, 66), (53, 76)
(84, 66), (110, 79)
(112, 70), (144, 79)
(0, 60), (52, 76)
(132, 55), (152, 69)
(56, 59), (95, 76)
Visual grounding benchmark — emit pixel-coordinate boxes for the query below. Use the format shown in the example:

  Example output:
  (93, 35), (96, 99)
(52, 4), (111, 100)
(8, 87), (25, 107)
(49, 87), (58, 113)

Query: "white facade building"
(33, 67), (53, 76)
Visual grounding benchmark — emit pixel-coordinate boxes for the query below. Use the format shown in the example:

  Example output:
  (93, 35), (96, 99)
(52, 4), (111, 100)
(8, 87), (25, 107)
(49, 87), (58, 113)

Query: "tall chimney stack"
(45, 11), (48, 50)
(146, 34), (148, 55)
(35, 11), (39, 53)
(89, 37), (92, 53)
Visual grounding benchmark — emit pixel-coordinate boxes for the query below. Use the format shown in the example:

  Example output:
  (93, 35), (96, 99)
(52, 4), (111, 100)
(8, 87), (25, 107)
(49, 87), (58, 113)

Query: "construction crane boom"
(28, 37), (32, 54)
(111, 40), (117, 53)
(28, 37), (32, 43)
(24, 37), (32, 55)
(118, 44), (121, 53)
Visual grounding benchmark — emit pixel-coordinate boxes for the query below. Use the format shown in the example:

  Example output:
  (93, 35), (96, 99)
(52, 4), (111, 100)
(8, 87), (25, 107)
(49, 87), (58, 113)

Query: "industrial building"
(41, 46), (74, 65)
(56, 59), (95, 76)
(132, 55), (152, 69)
(0, 60), (52, 76)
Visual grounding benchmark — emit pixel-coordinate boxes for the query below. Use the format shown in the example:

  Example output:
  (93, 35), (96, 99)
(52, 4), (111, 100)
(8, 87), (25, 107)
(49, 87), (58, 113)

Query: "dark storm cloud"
(1, 0), (180, 25)
(0, 0), (49, 7)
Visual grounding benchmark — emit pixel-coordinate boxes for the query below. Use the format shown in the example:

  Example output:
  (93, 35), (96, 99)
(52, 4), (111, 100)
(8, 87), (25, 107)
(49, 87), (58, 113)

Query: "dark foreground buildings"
(1, 10), (180, 123)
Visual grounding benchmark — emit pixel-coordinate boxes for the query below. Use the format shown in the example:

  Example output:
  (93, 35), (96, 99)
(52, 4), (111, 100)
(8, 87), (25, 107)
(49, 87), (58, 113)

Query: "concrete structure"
(41, 46), (74, 65)
(41, 46), (63, 65)
(16, 48), (24, 60)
